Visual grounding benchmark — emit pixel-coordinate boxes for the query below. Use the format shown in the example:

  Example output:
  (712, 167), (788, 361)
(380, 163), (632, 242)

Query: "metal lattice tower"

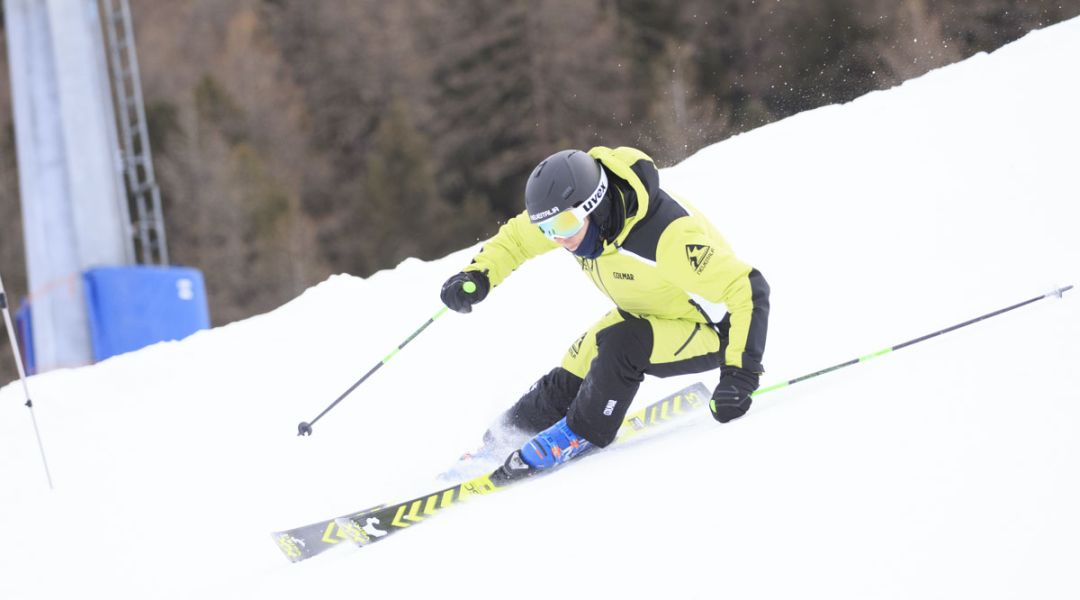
(101, 0), (169, 265)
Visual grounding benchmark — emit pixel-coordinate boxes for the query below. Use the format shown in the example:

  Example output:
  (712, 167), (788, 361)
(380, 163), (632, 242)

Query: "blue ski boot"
(519, 416), (592, 469)
(490, 418), (594, 485)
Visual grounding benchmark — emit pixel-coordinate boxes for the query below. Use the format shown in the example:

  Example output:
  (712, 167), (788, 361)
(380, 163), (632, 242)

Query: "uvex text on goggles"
(533, 169), (608, 240)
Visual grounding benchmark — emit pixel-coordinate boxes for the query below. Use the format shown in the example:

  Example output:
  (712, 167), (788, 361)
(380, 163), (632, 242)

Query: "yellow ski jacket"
(464, 146), (769, 372)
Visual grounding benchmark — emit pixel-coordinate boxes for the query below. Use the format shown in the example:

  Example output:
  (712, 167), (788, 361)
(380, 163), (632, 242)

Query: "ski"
(272, 381), (710, 562)
(271, 503), (385, 562)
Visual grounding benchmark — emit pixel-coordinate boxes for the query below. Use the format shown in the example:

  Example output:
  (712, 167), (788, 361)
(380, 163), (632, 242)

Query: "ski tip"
(272, 531), (309, 563)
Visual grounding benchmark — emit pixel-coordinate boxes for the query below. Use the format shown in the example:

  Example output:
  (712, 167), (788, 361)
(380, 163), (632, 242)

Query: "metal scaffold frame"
(100, 0), (169, 266)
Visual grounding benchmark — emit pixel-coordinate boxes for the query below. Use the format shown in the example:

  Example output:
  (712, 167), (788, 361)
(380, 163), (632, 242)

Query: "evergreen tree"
(359, 99), (447, 272)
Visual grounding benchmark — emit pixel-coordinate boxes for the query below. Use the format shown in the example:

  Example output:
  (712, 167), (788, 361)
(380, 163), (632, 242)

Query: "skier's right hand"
(440, 270), (490, 313)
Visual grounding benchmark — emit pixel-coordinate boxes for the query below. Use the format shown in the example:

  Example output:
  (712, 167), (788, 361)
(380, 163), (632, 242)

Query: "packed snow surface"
(2, 17), (1079, 600)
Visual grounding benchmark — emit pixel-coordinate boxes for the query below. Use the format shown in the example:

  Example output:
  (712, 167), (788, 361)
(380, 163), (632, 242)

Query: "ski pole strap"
(754, 285), (1073, 397)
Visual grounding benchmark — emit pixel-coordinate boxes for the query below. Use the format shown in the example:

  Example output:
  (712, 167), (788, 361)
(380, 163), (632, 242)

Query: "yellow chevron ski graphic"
(404, 499), (425, 522)
(423, 494), (439, 516)
(274, 383), (712, 563)
(439, 489), (456, 509)
(320, 522), (346, 544)
(391, 504), (412, 528)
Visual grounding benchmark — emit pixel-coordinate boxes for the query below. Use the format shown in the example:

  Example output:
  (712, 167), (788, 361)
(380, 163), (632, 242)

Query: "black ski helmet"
(525, 149), (607, 224)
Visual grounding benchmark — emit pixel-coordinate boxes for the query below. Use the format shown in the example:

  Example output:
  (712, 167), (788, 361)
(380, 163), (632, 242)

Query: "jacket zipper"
(673, 323), (701, 356)
(590, 258), (615, 302)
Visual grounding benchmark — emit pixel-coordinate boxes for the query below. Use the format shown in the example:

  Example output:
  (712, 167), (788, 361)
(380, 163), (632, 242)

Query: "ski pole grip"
(463, 280), (477, 294)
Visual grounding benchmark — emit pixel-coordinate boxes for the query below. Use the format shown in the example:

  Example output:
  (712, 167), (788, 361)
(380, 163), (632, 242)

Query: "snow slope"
(2, 17), (1079, 600)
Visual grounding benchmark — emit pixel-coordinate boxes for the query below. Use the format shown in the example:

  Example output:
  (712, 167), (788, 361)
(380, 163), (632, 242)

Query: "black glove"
(440, 270), (490, 313)
(710, 366), (759, 423)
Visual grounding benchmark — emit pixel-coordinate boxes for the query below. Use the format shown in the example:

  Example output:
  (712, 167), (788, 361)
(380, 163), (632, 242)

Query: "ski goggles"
(534, 169), (608, 240)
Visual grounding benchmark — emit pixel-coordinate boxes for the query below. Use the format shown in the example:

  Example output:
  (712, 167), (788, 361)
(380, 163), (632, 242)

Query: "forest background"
(1, 0), (1078, 384)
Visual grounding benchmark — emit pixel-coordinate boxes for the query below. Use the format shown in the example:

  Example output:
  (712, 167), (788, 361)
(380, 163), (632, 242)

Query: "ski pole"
(751, 284), (1073, 400)
(0, 272), (55, 490)
(297, 282), (479, 436)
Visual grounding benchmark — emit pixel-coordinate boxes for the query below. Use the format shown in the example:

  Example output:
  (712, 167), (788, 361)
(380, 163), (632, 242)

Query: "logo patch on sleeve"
(685, 244), (715, 273)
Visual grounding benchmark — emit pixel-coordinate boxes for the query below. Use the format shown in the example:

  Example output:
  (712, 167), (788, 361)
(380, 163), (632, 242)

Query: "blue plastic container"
(83, 266), (211, 362)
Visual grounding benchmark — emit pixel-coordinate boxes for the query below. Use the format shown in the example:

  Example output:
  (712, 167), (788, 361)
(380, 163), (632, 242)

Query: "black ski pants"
(504, 308), (727, 447)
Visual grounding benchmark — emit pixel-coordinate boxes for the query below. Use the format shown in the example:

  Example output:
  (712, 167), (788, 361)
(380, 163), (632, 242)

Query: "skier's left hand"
(710, 366), (759, 423)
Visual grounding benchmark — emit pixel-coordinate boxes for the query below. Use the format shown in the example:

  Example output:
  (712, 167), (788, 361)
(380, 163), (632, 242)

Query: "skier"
(440, 147), (770, 474)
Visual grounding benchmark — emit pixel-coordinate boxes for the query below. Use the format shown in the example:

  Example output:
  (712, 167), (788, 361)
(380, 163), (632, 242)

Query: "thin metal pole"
(297, 305), (452, 436)
(754, 285), (1074, 398)
(0, 272), (55, 490)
